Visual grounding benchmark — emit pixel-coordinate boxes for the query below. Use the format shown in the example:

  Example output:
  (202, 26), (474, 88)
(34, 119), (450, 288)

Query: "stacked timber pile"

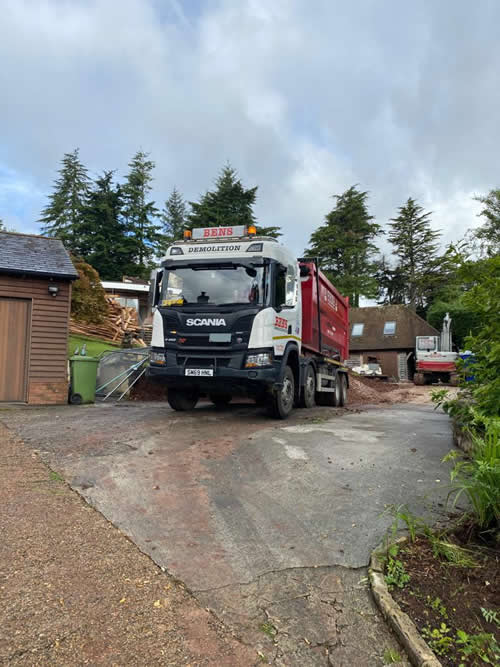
(70, 296), (146, 346)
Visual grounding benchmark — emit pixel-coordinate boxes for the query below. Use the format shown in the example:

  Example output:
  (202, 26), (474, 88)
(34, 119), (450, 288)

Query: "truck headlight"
(150, 350), (166, 365)
(245, 351), (273, 368)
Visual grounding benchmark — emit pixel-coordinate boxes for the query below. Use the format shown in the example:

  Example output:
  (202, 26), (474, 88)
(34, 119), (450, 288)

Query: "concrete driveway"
(2, 401), (454, 666)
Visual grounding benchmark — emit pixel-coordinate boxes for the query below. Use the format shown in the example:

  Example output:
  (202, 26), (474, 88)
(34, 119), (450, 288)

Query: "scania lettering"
(186, 318), (226, 326)
(148, 226), (350, 418)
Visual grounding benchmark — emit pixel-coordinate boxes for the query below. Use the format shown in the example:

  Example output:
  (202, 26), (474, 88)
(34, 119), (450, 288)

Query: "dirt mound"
(348, 375), (391, 405)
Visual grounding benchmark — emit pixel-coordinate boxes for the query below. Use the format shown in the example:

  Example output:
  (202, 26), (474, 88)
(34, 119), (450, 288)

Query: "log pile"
(70, 296), (147, 346)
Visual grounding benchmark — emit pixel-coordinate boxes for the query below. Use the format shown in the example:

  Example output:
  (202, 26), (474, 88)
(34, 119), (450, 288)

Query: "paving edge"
(368, 538), (442, 667)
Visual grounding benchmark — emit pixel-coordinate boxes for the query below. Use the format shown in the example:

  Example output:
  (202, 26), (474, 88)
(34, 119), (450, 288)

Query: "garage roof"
(0, 232), (79, 279)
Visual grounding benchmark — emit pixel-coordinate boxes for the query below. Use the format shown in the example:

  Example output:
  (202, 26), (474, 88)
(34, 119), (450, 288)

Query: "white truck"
(148, 225), (350, 418)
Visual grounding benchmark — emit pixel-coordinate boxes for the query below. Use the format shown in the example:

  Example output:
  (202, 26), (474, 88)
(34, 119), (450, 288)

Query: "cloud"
(0, 0), (496, 254)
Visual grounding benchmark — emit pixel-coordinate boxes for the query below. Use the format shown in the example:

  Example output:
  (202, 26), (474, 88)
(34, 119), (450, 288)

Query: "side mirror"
(299, 264), (311, 277)
(149, 268), (163, 308)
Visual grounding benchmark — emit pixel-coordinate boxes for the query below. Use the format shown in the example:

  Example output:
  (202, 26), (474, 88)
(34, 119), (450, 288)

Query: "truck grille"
(178, 355), (231, 368)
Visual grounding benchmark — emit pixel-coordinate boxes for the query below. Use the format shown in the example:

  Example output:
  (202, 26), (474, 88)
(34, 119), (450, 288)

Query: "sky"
(1, 0), (499, 259)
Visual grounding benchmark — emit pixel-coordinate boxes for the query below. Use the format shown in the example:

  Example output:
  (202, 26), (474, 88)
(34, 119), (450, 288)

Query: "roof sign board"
(192, 226), (246, 240)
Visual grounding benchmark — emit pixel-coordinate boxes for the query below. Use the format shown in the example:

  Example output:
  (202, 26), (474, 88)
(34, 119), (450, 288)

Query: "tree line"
(39, 149), (280, 280)
(38, 149), (499, 327)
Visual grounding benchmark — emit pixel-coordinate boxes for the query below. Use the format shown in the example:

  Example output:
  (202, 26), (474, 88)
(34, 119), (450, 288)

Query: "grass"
(68, 335), (120, 360)
(383, 647), (402, 664)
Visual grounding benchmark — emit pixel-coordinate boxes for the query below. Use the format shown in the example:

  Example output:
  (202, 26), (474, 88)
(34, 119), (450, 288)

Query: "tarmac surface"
(2, 400), (454, 665)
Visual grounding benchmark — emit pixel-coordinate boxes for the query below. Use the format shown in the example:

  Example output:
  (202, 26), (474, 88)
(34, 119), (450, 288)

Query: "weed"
(384, 557), (410, 590)
(383, 647), (402, 664)
(49, 471), (64, 482)
(456, 629), (500, 666)
(383, 504), (425, 543)
(481, 607), (500, 628)
(421, 623), (454, 657)
(259, 622), (277, 639)
(442, 416), (500, 531)
(426, 596), (448, 619)
(427, 535), (479, 568)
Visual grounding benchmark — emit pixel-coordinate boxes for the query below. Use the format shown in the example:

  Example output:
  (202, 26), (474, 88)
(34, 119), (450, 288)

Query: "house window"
(352, 323), (364, 336)
(116, 296), (139, 311)
(384, 321), (396, 335)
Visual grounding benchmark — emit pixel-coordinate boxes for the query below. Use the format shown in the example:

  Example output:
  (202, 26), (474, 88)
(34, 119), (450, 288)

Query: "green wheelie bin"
(69, 355), (99, 404)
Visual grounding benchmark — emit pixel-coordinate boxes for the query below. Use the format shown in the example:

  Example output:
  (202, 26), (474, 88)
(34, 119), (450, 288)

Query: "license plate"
(185, 369), (214, 376)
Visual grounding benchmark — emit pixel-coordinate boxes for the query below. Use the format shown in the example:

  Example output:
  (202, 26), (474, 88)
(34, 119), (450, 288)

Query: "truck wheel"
(450, 374), (459, 387)
(270, 366), (295, 419)
(338, 374), (348, 406)
(413, 372), (425, 386)
(167, 388), (199, 411)
(209, 393), (232, 407)
(300, 364), (316, 408)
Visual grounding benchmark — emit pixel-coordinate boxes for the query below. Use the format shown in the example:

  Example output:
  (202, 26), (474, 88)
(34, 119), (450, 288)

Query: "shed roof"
(0, 232), (78, 280)
(349, 304), (438, 351)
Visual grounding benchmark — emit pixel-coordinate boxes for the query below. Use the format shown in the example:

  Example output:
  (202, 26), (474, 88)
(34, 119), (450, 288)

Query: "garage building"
(0, 232), (78, 404)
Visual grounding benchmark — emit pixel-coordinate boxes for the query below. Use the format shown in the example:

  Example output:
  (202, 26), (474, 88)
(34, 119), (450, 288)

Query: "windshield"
(161, 264), (267, 307)
(418, 337), (437, 351)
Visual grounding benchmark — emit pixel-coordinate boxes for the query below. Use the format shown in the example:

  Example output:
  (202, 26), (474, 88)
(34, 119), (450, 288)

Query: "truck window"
(285, 264), (297, 306)
(417, 336), (436, 351)
(274, 265), (286, 307)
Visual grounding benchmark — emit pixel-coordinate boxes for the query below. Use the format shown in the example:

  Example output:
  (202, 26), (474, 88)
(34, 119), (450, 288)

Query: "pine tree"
(188, 165), (281, 238)
(122, 150), (161, 277)
(39, 149), (90, 249)
(473, 188), (500, 256)
(304, 186), (381, 306)
(0, 218), (5, 231)
(387, 198), (440, 310)
(161, 187), (187, 247)
(75, 171), (136, 280)
(375, 255), (406, 305)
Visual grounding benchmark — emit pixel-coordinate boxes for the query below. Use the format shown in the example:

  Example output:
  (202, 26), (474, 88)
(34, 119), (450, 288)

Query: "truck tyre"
(209, 393), (232, 407)
(300, 364), (316, 408)
(450, 373), (459, 387)
(413, 372), (425, 386)
(270, 366), (295, 419)
(167, 388), (199, 411)
(338, 374), (348, 406)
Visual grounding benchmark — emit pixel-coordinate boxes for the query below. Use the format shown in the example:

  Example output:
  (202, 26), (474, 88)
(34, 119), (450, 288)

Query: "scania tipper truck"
(148, 225), (350, 418)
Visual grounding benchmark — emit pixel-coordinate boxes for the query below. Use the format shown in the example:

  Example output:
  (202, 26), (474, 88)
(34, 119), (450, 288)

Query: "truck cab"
(148, 225), (349, 417)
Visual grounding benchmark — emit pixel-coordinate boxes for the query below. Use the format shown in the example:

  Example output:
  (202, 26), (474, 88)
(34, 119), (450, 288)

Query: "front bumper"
(147, 347), (280, 392)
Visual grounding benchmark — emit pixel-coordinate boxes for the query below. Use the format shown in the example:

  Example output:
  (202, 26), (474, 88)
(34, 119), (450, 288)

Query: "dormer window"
(352, 323), (364, 336)
(384, 321), (396, 335)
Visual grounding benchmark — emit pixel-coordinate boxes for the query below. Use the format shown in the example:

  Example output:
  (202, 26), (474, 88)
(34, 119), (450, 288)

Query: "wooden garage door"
(0, 298), (30, 402)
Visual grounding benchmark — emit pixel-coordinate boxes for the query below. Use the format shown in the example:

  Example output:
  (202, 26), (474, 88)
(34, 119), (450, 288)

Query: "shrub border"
(369, 537), (442, 667)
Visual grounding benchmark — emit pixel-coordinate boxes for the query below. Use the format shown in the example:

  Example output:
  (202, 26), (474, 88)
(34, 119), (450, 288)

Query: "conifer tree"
(305, 186), (381, 306)
(161, 187), (187, 247)
(122, 150), (161, 277)
(387, 198), (440, 310)
(188, 165), (281, 237)
(75, 171), (136, 280)
(473, 188), (500, 256)
(39, 149), (90, 249)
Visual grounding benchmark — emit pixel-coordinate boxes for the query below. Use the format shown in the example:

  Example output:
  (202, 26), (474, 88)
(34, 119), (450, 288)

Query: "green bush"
(460, 256), (500, 418)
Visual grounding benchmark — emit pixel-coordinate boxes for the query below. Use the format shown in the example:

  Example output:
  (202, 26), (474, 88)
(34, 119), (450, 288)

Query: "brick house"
(0, 232), (78, 404)
(348, 305), (439, 381)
